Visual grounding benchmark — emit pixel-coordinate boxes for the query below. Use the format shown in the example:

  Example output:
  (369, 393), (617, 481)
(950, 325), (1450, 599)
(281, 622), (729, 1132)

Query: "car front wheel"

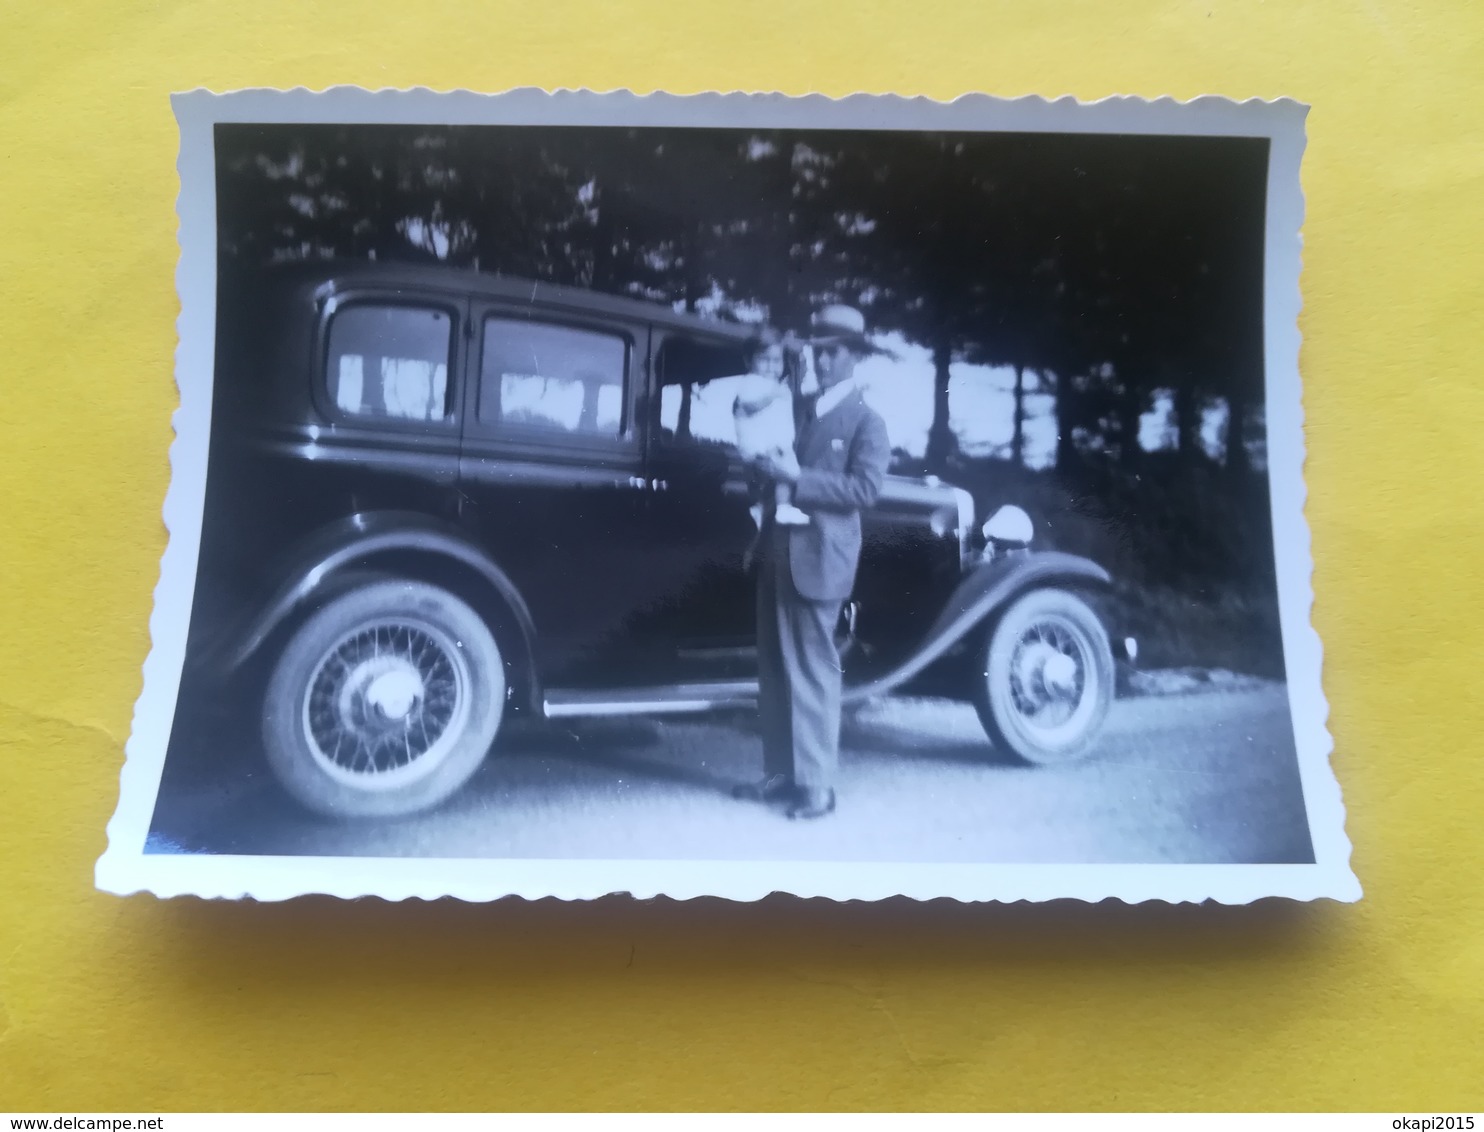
(262, 579), (505, 818)
(973, 587), (1114, 765)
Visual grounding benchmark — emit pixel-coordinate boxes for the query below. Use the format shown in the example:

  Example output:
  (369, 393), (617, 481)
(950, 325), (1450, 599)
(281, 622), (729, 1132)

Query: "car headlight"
(982, 505), (1034, 546)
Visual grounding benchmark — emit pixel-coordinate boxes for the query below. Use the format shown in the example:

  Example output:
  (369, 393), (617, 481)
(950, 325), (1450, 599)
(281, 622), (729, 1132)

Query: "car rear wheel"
(263, 579), (505, 818)
(973, 587), (1113, 765)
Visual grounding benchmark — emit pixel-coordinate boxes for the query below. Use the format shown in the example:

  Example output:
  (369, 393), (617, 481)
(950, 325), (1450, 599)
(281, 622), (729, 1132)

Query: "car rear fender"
(221, 511), (541, 709)
(843, 551), (1112, 704)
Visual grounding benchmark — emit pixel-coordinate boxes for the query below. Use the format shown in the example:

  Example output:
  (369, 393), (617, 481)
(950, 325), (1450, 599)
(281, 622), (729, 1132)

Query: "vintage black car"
(191, 261), (1132, 817)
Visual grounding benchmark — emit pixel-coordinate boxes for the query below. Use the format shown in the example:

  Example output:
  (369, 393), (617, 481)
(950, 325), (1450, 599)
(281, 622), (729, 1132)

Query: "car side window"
(659, 377), (756, 455)
(654, 336), (758, 457)
(326, 304), (453, 422)
(479, 319), (628, 439)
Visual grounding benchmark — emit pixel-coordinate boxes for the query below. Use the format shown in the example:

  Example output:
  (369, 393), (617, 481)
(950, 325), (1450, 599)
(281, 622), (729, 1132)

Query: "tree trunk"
(1115, 364), (1143, 470)
(578, 381), (600, 434)
(1054, 369), (1078, 471)
(772, 144), (804, 333)
(677, 384), (693, 440)
(1225, 391), (1249, 476)
(1011, 364), (1027, 467)
(591, 192), (615, 292)
(778, 216), (804, 334)
(370, 355), (389, 417)
(1174, 376), (1199, 465)
(925, 337), (954, 473)
(682, 221), (703, 314)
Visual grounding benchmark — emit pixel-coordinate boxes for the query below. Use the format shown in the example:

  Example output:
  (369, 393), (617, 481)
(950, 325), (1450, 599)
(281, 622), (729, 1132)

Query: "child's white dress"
(733, 376), (810, 527)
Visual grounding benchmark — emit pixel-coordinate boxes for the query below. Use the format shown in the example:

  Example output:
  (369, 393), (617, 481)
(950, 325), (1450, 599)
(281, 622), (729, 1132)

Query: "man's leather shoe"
(731, 775), (797, 804)
(787, 787), (836, 821)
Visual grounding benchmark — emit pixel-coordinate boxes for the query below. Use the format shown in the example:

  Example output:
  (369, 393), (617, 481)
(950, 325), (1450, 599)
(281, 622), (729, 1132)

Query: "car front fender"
(843, 550), (1112, 704)
(219, 510), (538, 687)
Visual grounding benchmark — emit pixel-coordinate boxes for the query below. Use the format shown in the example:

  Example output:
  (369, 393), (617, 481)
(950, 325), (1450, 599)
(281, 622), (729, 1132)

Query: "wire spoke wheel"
(1006, 618), (1094, 738)
(303, 619), (470, 789)
(975, 588), (1114, 765)
(264, 580), (506, 818)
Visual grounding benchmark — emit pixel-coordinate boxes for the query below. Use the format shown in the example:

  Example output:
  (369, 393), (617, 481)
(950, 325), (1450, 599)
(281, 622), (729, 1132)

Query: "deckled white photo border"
(97, 87), (1358, 904)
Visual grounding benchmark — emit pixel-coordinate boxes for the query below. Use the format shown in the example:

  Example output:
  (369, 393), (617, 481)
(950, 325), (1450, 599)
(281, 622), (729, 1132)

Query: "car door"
(457, 305), (670, 689)
(634, 328), (769, 682)
(195, 282), (470, 673)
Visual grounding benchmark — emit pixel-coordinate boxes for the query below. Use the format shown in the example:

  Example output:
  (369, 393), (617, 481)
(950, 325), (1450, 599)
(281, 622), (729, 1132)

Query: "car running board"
(542, 681), (760, 718)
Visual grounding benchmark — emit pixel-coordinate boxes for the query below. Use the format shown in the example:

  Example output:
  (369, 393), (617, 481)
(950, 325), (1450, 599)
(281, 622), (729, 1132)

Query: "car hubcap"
(303, 620), (470, 790)
(1006, 618), (1097, 744)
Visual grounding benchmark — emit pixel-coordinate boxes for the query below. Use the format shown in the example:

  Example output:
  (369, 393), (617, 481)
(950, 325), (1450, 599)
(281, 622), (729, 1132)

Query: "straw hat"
(807, 304), (887, 356)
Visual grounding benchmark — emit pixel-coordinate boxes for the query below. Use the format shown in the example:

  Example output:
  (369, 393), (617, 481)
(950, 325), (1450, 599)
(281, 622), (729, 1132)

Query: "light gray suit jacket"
(780, 389), (891, 602)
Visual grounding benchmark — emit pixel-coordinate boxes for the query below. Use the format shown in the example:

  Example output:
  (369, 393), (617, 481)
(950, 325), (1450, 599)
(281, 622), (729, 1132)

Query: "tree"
(831, 132), (1040, 473)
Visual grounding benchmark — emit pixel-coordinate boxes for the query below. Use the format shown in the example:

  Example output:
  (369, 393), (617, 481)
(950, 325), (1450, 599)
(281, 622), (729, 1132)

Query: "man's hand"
(755, 448), (801, 484)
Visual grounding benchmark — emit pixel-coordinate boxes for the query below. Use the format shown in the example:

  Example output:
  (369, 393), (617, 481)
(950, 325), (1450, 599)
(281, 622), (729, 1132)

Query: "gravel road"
(148, 683), (1314, 864)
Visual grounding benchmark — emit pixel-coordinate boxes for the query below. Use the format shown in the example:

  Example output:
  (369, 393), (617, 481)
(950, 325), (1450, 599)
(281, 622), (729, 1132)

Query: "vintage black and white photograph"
(99, 89), (1354, 903)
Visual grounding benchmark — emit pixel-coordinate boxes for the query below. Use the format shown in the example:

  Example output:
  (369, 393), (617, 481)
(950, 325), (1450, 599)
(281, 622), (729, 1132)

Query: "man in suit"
(735, 304), (893, 820)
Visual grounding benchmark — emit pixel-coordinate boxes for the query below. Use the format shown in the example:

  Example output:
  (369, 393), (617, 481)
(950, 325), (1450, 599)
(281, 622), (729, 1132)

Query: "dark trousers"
(756, 537), (844, 791)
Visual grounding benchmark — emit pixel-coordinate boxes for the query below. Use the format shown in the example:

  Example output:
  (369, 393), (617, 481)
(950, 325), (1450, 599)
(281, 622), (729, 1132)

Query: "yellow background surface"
(2, 0), (1481, 1113)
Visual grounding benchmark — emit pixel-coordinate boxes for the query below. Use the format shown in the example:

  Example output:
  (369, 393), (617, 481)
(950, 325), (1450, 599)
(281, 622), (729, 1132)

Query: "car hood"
(873, 473), (975, 537)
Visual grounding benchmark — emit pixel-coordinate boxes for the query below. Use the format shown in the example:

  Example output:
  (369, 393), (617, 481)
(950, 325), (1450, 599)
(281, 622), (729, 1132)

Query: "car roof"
(241, 258), (759, 343)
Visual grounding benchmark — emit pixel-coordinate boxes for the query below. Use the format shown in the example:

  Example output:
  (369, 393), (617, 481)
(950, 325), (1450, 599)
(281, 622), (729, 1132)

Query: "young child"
(733, 333), (810, 527)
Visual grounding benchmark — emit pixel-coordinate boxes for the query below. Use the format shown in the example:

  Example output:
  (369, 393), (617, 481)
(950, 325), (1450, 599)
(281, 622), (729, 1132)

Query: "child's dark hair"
(745, 326), (795, 377)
